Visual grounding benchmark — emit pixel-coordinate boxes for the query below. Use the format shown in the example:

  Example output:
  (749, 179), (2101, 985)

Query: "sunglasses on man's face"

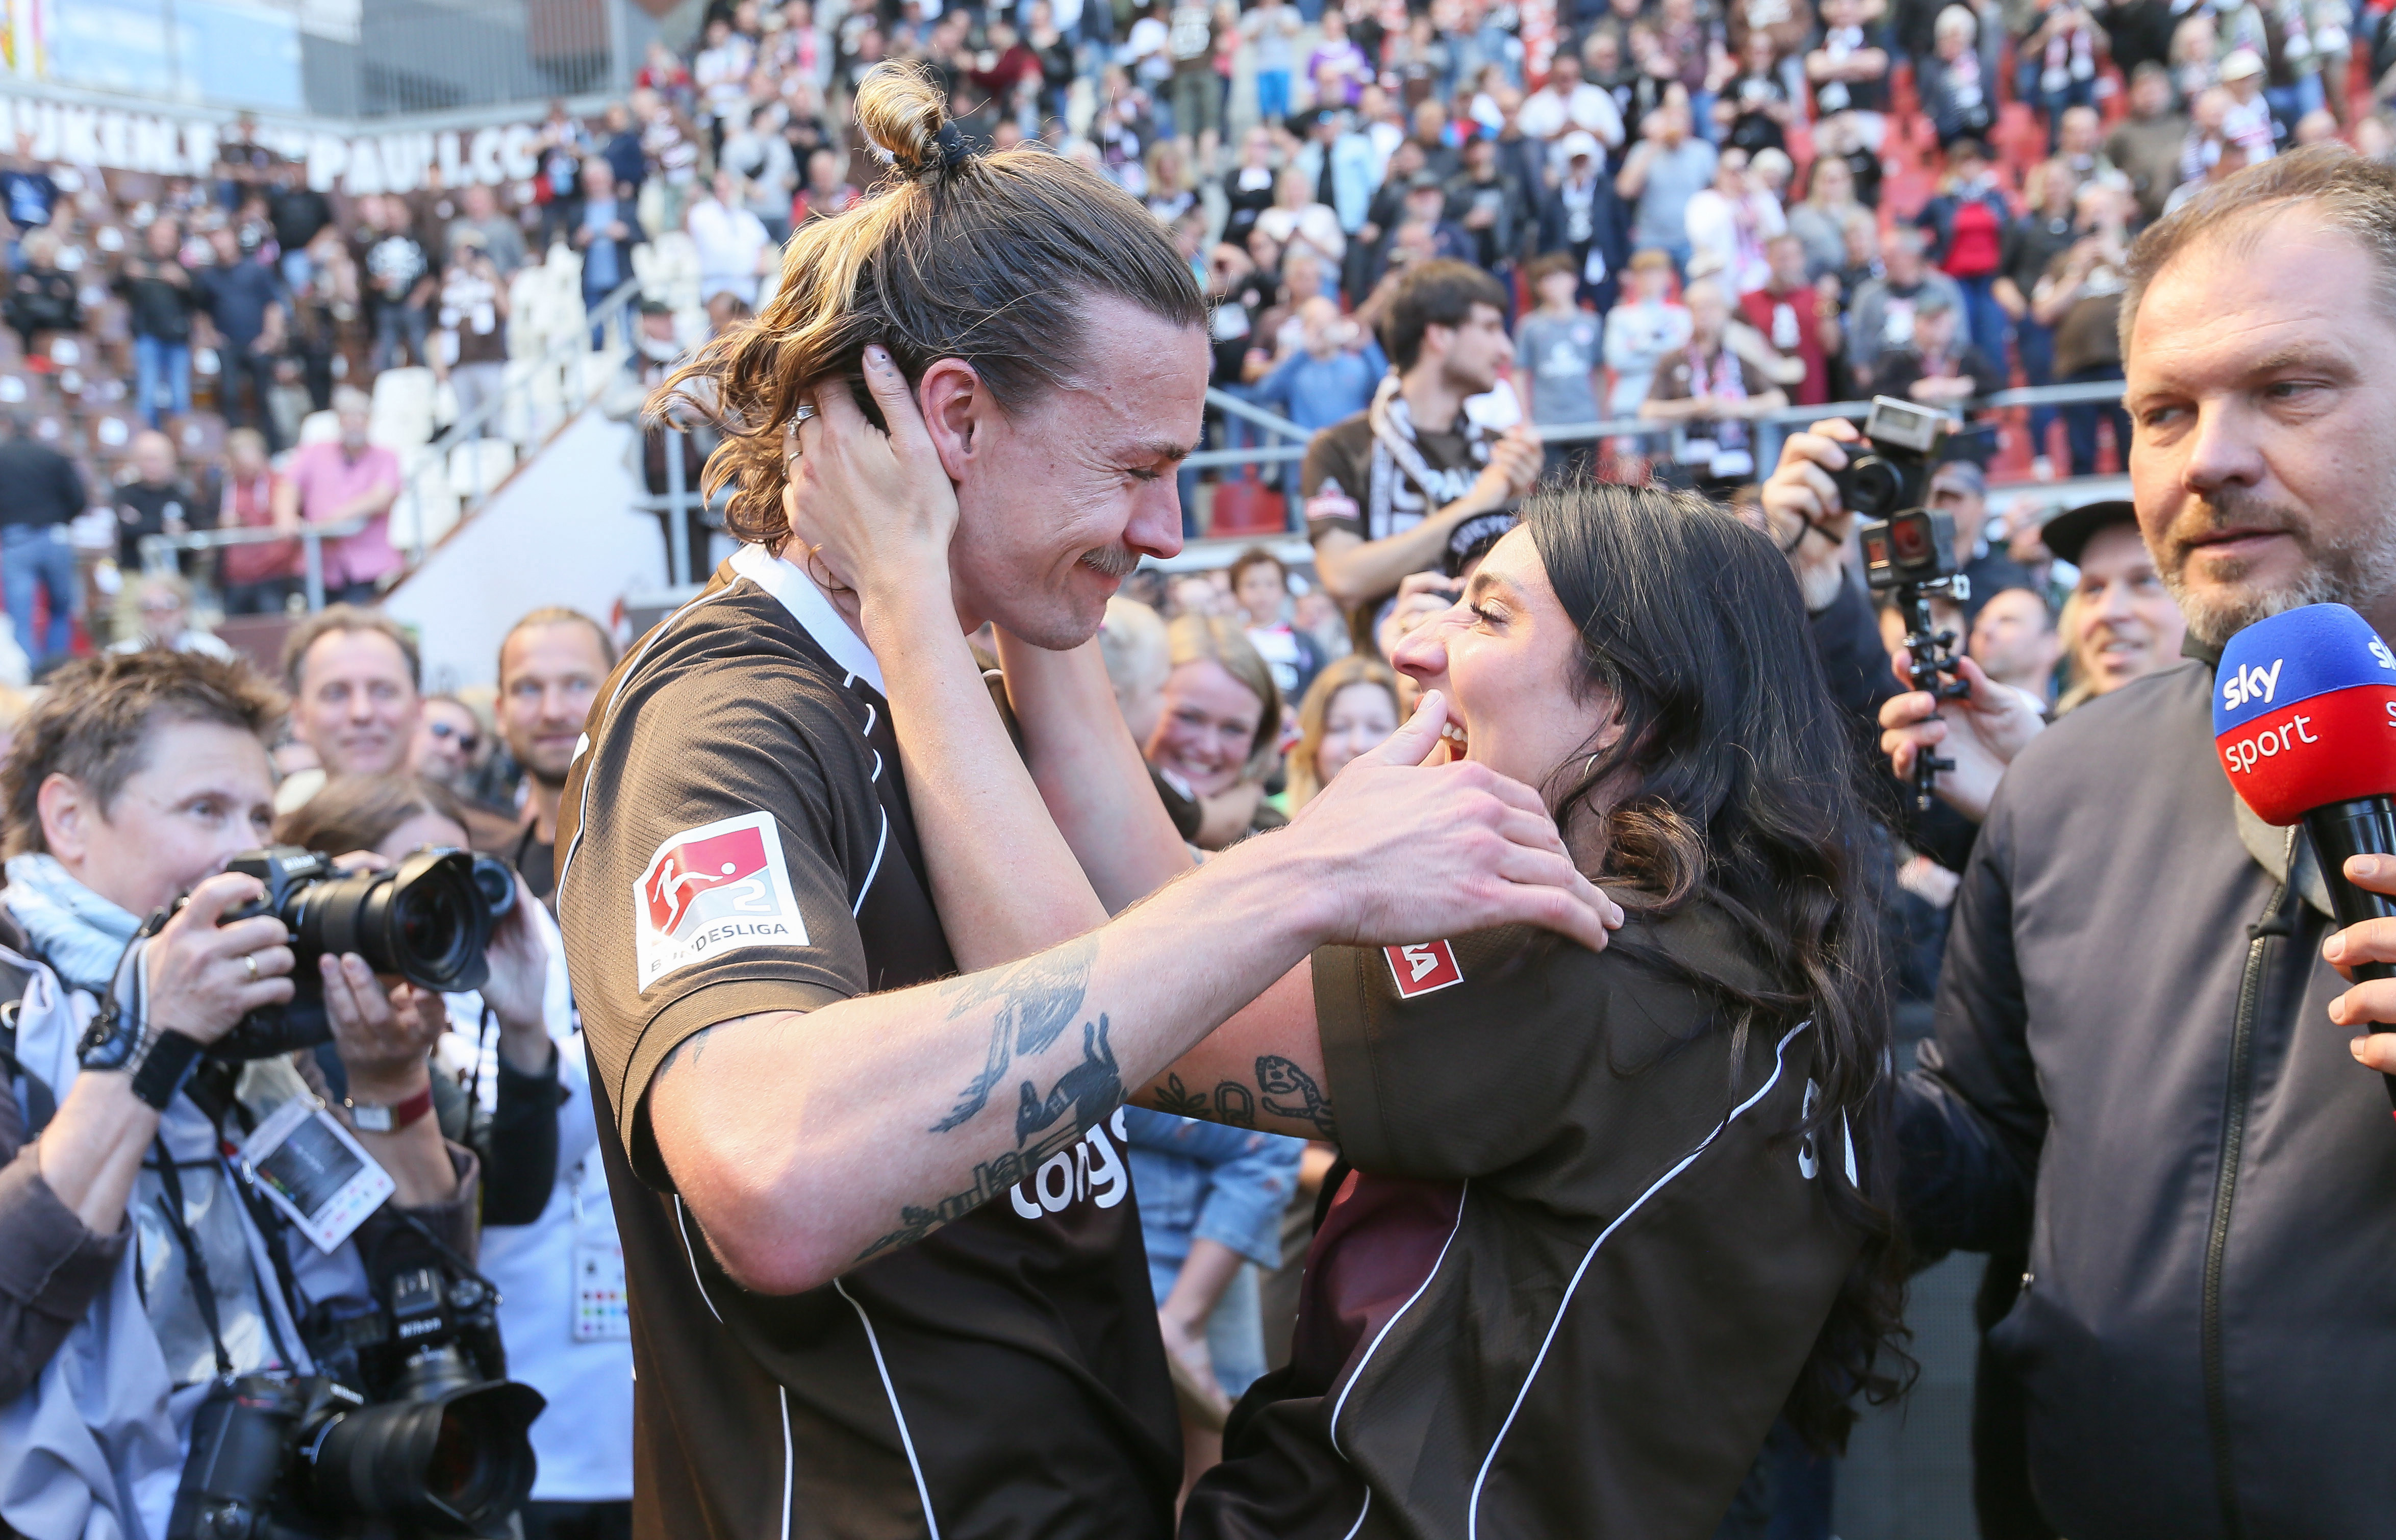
(427, 720), (481, 754)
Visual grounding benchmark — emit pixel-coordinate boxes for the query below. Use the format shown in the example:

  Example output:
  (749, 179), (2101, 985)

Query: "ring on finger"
(243, 954), (258, 982)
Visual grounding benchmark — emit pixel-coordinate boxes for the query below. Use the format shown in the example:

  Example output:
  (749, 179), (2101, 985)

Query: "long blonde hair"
(662, 62), (1204, 551)
(1286, 654), (1401, 805)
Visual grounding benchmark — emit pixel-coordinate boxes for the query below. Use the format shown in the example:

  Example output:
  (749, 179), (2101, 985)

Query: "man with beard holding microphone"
(552, 63), (1615, 1540)
(1763, 145), (2396, 1538)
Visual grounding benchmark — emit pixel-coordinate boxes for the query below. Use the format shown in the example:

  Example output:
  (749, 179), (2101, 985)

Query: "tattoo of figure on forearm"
(1152, 1055), (1336, 1140)
(857, 942), (1127, 1264)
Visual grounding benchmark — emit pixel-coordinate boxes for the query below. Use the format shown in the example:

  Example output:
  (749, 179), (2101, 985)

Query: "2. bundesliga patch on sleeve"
(1385, 940), (1464, 998)
(635, 811), (809, 990)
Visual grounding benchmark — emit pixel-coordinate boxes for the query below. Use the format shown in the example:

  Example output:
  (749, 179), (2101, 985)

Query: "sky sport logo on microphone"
(2212, 603), (2396, 826)
(634, 811), (809, 990)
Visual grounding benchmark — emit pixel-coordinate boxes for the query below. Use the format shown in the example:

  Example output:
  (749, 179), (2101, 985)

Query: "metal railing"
(138, 518), (369, 612)
(1192, 376), (2135, 473)
(396, 273), (646, 564)
(135, 275), (647, 612)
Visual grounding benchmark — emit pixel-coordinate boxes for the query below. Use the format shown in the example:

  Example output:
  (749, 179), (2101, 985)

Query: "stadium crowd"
(0, 0), (2392, 1532)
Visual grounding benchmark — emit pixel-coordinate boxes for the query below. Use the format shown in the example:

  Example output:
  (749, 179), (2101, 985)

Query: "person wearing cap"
(1301, 259), (1541, 650)
(2218, 48), (2278, 163)
(1536, 130), (1632, 314)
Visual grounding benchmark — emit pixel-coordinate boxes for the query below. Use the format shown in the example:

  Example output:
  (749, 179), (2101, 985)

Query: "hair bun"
(855, 61), (954, 178)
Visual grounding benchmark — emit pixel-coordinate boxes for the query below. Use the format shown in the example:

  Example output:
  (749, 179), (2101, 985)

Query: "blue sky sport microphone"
(2213, 602), (2396, 1120)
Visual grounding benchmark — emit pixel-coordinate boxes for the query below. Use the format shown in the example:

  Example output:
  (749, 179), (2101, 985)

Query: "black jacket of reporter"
(1899, 642), (2396, 1539)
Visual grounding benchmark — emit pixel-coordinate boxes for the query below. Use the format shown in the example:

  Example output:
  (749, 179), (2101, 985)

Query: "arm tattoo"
(1257, 1055), (1337, 1139)
(858, 1016), (1127, 1264)
(929, 936), (1096, 1132)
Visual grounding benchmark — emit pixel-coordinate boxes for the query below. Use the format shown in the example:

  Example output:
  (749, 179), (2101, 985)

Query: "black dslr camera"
(1840, 398), (1973, 811)
(200, 846), (507, 1061)
(168, 1252), (544, 1540)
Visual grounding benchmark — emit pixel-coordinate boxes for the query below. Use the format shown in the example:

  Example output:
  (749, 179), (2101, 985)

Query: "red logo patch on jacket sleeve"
(1384, 940), (1464, 998)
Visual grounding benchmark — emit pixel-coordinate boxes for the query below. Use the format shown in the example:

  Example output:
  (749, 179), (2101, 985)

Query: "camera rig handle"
(1896, 574), (1972, 813)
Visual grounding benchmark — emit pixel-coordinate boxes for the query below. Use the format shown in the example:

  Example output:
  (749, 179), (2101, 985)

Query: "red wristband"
(344, 1083), (434, 1133)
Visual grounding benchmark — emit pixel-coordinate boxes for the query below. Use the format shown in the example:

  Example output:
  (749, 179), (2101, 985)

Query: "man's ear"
(37, 772), (90, 868)
(917, 358), (985, 485)
(1419, 320), (1455, 364)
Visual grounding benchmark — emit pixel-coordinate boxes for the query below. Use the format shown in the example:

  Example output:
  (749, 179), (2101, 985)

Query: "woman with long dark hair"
(799, 410), (1904, 1530)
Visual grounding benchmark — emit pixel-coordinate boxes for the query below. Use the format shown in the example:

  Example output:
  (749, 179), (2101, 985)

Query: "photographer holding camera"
(0, 651), (501, 1539)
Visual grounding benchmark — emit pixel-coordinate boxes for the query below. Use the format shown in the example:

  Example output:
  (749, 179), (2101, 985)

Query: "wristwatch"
(343, 1084), (434, 1132)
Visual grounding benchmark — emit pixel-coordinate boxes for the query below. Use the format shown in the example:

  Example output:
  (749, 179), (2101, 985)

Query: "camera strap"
(148, 1137), (236, 1381)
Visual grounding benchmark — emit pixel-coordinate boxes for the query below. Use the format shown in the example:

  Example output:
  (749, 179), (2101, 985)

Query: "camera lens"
(288, 851), (494, 995)
(1845, 456), (1905, 521)
(298, 1377), (545, 1534)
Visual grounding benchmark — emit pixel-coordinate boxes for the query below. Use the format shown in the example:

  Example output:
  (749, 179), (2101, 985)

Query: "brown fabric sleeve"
(0, 1142), (130, 1403)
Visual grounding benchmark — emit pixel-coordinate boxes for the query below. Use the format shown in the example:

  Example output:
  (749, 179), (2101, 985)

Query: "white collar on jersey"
(728, 541), (887, 697)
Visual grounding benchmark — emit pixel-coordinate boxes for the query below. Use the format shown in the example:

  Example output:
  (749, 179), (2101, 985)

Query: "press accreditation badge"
(573, 1235), (632, 1342)
(634, 811), (809, 990)
(235, 1095), (397, 1254)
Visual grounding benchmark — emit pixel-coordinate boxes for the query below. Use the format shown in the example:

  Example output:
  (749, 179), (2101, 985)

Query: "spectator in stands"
(2109, 62), (2193, 222)
(1967, 586), (2063, 706)
(1916, 138), (2013, 366)
(0, 134), (57, 248)
(1997, 160), (2085, 478)
(1642, 275), (1789, 495)
(434, 234), (511, 440)
(281, 604), (423, 781)
(1872, 289), (2005, 418)
(119, 217), (196, 428)
(791, 145), (859, 224)
(2218, 47), (2280, 162)
(491, 607), (614, 904)
(1284, 652), (1401, 805)
(1228, 546), (1324, 703)
(689, 168), (774, 309)
(196, 224), (287, 452)
(106, 573), (233, 660)
(2020, 3), (2101, 135)
(1248, 295), (1381, 503)
(361, 194), (435, 372)
(572, 158), (645, 328)
(112, 430), (198, 579)
(1786, 152), (1868, 281)
(1846, 225), (1968, 389)
(1616, 90), (1717, 271)
(1683, 144), (1784, 294)
(1806, 0), (1892, 148)
(276, 386), (402, 606)
(1535, 132), (1631, 313)
(1517, 252), (1606, 474)
(1443, 133), (1531, 282)
(0, 412), (82, 667)
(1740, 233), (1840, 407)
(1715, 30), (1798, 155)
(1300, 260), (1540, 644)
(288, 225), (357, 416)
(720, 103), (798, 241)
(446, 181), (527, 279)
(267, 161), (335, 291)
(4, 230), (77, 362)
(1605, 247), (1695, 419)
(214, 427), (299, 616)
(2032, 180), (2134, 476)
(1916, 7), (1996, 149)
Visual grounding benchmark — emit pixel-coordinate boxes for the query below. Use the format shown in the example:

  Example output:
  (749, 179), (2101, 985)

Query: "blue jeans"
(2016, 317), (2057, 462)
(2061, 363), (2128, 477)
(2, 522), (77, 664)
(1256, 68), (1291, 121)
(132, 335), (191, 426)
(1955, 275), (2011, 379)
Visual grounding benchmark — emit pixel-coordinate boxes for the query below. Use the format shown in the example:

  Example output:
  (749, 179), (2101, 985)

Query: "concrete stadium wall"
(383, 408), (665, 693)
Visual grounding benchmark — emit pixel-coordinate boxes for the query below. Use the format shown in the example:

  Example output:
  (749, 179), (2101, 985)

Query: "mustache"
(1077, 543), (1141, 579)
(2159, 488), (2307, 553)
